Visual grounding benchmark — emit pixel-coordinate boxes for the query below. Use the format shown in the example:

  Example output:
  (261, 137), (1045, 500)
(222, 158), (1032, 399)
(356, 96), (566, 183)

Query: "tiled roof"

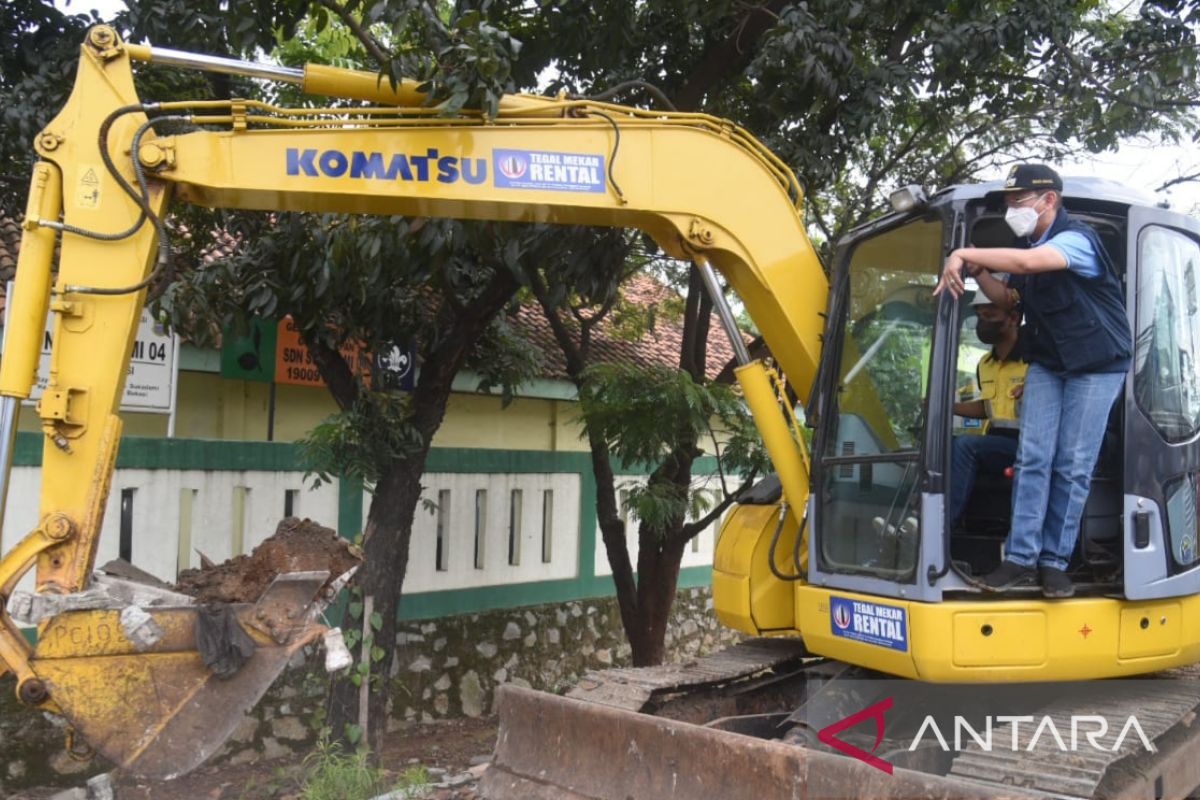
(0, 215), (741, 380)
(511, 272), (742, 381)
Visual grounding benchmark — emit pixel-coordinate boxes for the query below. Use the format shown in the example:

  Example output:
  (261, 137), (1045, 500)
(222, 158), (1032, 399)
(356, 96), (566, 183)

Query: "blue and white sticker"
(830, 596), (908, 651)
(493, 149), (606, 193)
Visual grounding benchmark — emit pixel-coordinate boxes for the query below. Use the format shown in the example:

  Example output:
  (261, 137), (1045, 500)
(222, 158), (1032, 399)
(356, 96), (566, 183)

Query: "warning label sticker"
(77, 166), (101, 209)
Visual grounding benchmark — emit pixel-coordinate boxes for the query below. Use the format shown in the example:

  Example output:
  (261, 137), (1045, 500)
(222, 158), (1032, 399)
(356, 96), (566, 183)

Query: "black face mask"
(976, 319), (1005, 345)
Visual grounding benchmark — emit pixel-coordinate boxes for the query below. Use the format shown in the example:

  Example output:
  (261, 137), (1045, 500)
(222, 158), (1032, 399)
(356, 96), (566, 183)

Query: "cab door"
(807, 213), (949, 603)
(1123, 205), (1200, 600)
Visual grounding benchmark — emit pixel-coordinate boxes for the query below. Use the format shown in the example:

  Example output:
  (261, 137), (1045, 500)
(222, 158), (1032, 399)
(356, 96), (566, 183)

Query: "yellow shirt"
(977, 351), (1028, 432)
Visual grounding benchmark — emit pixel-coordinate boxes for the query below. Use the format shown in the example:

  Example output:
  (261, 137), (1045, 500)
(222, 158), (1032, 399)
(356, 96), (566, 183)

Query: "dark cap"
(999, 163), (1062, 193)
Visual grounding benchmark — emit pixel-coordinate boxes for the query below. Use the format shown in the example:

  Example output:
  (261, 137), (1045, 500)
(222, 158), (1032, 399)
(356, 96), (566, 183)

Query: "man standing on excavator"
(934, 164), (1132, 598)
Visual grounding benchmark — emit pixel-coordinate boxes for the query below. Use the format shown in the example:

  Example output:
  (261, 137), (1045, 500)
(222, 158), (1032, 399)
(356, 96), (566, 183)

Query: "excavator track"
(484, 641), (1200, 800)
(566, 637), (814, 712)
(948, 668), (1200, 799)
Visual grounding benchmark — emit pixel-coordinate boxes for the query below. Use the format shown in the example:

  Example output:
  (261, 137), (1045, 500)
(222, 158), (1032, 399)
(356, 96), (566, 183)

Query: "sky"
(54, 0), (1200, 214)
(1057, 141), (1200, 214)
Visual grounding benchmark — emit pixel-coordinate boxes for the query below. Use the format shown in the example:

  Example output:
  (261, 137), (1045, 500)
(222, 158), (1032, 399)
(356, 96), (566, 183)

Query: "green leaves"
(577, 361), (760, 470)
(301, 390), (423, 489)
(426, 10), (523, 118)
(469, 315), (543, 407)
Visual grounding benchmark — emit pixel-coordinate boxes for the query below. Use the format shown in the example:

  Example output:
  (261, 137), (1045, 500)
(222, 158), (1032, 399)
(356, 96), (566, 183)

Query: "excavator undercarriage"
(483, 639), (1200, 800)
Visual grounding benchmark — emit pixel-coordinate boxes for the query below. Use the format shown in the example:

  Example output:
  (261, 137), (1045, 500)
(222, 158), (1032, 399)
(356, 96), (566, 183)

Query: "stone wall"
(388, 586), (741, 724)
(0, 586), (739, 793)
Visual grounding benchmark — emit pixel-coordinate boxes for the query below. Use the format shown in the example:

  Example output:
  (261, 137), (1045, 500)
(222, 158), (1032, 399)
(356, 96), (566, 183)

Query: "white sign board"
(117, 310), (179, 412)
(5, 296), (180, 414)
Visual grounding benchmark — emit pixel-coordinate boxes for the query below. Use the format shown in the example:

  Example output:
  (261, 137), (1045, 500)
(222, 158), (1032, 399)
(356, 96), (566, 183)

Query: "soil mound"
(175, 517), (361, 604)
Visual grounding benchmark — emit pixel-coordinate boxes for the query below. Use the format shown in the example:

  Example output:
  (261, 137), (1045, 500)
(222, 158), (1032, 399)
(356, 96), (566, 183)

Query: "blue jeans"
(1005, 364), (1125, 570)
(950, 434), (1018, 523)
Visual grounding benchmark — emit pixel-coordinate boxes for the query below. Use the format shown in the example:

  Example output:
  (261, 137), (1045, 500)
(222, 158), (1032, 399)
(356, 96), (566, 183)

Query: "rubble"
(174, 517), (361, 604)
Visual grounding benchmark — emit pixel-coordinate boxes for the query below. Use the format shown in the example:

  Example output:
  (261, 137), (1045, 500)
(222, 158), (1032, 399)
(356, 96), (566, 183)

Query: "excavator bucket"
(483, 685), (1013, 800)
(25, 571), (336, 779)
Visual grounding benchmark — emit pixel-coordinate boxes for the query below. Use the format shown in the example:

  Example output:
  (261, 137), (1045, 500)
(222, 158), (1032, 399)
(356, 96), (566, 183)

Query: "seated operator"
(949, 287), (1027, 527)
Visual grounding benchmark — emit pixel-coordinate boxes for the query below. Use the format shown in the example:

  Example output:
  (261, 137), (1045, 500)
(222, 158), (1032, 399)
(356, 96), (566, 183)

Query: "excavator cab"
(775, 178), (1200, 673)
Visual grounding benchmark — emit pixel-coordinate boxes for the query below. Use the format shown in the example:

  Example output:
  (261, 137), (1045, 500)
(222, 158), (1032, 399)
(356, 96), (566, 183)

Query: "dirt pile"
(175, 517), (362, 604)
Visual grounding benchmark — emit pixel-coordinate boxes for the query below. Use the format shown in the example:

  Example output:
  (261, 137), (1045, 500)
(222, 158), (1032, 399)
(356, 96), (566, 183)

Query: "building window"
(119, 488), (135, 562)
(541, 490), (554, 564)
(474, 489), (487, 570)
(508, 489), (523, 566)
(435, 489), (450, 572)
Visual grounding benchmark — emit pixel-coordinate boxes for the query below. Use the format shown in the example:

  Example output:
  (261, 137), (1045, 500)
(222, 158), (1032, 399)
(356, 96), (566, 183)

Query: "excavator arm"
(0, 26), (826, 775)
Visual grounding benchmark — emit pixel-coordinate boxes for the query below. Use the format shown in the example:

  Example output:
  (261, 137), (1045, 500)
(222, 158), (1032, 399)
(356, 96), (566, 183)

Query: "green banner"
(219, 318), (277, 382)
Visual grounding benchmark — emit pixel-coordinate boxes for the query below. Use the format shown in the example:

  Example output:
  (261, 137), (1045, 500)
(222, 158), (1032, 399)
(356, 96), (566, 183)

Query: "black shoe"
(978, 560), (1035, 592)
(1039, 566), (1075, 598)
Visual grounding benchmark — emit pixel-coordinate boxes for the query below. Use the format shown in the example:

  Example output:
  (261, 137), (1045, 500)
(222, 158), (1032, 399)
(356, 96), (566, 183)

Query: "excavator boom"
(0, 26), (824, 777)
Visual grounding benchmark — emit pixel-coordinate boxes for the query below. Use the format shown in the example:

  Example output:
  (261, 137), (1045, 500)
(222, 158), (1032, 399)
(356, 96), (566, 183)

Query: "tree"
(168, 210), (551, 750)
(148, 6), (577, 752)
(528, 250), (769, 665)
(2, 0), (570, 755)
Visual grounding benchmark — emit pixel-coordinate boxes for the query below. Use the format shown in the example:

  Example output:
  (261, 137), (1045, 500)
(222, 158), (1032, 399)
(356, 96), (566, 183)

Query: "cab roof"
(935, 175), (1157, 208)
(841, 176), (1160, 244)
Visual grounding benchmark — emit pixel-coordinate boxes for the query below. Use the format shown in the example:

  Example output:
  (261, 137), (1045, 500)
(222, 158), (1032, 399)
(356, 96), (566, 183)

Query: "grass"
(235, 766), (290, 799)
(299, 739), (429, 800)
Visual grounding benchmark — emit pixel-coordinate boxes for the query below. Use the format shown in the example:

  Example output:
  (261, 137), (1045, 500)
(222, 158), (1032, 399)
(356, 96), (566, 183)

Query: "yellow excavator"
(6, 25), (1200, 798)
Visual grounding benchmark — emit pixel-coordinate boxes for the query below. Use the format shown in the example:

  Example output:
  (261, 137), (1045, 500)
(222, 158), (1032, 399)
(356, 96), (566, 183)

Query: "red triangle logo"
(816, 696), (894, 775)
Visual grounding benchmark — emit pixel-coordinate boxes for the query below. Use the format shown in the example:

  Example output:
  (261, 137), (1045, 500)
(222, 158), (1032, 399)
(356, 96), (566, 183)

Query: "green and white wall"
(3, 348), (719, 615)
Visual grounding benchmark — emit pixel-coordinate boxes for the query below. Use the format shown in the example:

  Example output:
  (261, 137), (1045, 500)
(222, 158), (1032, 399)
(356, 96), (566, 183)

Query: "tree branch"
(528, 268), (590, 376)
(712, 336), (770, 385)
(679, 469), (757, 542)
(1158, 171), (1200, 191)
(315, 0), (391, 67)
(305, 335), (360, 411)
(672, 0), (790, 110)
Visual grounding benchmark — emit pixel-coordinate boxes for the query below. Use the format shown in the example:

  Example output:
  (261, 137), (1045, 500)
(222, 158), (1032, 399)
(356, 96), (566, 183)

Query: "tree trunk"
(326, 269), (517, 754)
(325, 456), (426, 754)
(535, 262), (724, 668)
(628, 536), (686, 666)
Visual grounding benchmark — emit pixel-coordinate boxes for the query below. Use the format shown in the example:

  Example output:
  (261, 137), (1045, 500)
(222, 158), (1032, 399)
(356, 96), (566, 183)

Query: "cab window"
(1134, 225), (1200, 443)
(818, 218), (942, 581)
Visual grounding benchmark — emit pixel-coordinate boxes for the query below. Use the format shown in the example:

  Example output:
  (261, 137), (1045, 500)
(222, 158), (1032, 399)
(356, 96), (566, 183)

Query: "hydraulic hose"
(767, 501), (807, 582)
(46, 104), (189, 296)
